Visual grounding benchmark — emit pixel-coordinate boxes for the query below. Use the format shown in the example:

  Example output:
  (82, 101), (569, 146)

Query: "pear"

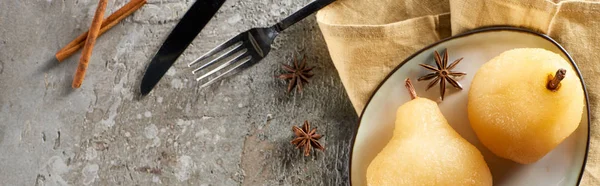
(468, 48), (584, 164)
(366, 79), (492, 186)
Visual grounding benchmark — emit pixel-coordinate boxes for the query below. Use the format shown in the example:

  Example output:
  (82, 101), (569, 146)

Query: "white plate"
(350, 27), (590, 186)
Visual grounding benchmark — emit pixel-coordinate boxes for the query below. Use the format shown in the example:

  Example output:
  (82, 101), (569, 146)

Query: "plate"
(350, 27), (590, 186)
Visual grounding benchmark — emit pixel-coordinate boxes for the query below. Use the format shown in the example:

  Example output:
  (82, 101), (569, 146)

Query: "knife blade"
(140, 0), (226, 95)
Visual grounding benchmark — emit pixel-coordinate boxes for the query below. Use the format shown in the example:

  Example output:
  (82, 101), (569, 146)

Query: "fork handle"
(275, 0), (336, 32)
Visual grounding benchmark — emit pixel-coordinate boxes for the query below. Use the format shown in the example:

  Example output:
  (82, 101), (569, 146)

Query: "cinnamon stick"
(56, 0), (146, 62)
(72, 0), (108, 88)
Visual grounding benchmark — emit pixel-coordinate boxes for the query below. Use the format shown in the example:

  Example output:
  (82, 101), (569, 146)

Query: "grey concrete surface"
(0, 0), (357, 185)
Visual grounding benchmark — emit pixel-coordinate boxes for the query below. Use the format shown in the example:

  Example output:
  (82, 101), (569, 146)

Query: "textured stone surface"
(0, 0), (357, 185)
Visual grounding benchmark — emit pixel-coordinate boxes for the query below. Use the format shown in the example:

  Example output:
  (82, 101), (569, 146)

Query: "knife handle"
(274, 0), (336, 32)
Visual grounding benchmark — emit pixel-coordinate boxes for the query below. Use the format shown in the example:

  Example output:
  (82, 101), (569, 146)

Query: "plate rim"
(349, 26), (591, 186)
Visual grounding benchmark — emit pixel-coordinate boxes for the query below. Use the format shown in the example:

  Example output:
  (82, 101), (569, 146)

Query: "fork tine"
(188, 34), (243, 67)
(199, 57), (253, 88)
(196, 51), (250, 81)
(192, 42), (244, 74)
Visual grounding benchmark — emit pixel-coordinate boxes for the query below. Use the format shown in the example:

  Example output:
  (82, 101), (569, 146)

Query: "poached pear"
(468, 48), (584, 164)
(366, 79), (492, 186)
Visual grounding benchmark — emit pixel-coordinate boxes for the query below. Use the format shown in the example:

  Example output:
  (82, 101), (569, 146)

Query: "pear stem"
(547, 69), (566, 91)
(405, 78), (418, 100)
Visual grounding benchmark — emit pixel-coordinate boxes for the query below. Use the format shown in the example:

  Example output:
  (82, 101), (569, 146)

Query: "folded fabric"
(316, 0), (451, 113)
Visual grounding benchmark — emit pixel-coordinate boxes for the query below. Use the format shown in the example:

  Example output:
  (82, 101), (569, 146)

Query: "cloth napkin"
(316, 0), (600, 184)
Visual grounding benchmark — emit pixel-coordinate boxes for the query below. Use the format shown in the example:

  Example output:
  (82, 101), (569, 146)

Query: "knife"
(140, 0), (226, 95)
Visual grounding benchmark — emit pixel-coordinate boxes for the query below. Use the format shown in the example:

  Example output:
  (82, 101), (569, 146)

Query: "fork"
(188, 0), (336, 87)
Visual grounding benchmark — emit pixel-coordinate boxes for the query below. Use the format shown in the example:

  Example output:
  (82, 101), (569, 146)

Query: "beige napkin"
(317, 0), (600, 184)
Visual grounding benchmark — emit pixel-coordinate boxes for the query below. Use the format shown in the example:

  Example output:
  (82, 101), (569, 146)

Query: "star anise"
(277, 55), (314, 93)
(418, 49), (466, 100)
(291, 120), (325, 156)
